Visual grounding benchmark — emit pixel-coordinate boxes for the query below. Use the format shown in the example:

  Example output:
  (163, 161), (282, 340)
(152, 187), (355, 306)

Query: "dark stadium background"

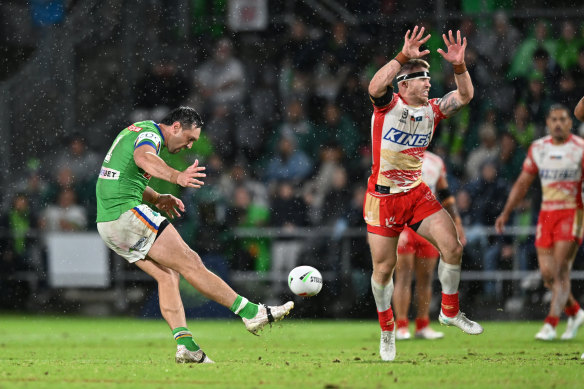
(1, 0), (583, 321)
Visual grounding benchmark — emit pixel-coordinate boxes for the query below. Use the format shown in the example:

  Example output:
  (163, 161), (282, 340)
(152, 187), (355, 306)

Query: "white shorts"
(97, 204), (167, 263)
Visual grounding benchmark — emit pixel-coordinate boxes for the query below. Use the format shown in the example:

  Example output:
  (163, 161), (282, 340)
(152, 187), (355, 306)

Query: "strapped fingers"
(456, 30), (461, 45)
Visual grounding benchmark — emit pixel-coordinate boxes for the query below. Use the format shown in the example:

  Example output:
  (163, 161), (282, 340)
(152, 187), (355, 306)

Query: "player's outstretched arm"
(494, 171), (536, 234)
(133, 146), (206, 188)
(437, 30), (474, 117)
(575, 96), (584, 121)
(369, 25), (431, 98)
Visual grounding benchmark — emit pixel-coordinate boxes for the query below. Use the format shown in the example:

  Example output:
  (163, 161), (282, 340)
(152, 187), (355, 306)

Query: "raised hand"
(155, 194), (185, 219)
(176, 159), (206, 188)
(437, 30), (467, 65)
(401, 25), (431, 59)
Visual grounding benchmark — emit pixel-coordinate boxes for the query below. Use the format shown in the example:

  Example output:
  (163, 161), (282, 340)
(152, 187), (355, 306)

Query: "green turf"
(0, 315), (583, 388)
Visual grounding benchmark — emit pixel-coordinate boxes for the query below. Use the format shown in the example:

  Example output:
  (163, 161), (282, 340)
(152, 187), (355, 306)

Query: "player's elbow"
(459, 88), (474, 105)
(368, 77), (387, 98)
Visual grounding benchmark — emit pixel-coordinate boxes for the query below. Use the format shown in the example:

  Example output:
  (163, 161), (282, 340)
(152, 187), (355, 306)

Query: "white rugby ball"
(288, 266), (323, 297)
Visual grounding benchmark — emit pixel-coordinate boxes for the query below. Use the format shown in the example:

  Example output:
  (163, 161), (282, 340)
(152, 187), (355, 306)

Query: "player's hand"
(437, 30), (467, 65)
(176, 159), (206, 188)
(401, 25), (431, 59)
(155, 194), (185, 219)
(494, 213), (508, 234)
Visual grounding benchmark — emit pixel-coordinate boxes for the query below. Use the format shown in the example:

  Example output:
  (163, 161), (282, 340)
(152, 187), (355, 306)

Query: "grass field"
(0, 315), (583, 388)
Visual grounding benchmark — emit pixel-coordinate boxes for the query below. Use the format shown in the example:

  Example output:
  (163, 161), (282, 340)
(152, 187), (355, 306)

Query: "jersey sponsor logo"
(383, 127), (430, 147)
(128, 124), (142, 132)
(539, 169), (580, 180)
(99, 167), (120, 180)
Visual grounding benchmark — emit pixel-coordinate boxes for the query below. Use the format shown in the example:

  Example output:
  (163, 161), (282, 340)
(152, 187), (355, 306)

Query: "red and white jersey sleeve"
(421, 151), (446, 194)
(523, 134), (584, 210)
(368, 93), (446, 194)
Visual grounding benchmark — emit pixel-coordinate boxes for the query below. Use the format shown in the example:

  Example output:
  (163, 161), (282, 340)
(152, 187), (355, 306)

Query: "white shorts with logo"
(97, 204), (167, 263)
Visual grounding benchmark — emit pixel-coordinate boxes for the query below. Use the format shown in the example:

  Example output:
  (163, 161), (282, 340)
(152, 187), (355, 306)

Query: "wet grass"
(0, 316), (583, 388)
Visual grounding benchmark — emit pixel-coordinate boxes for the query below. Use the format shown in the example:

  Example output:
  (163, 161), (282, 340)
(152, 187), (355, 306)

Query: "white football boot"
(535, 323), (557, 341)
(415, 326), (445, 339)
(438, 310), (484, 335)
(395, 327), (411, 340)
(175, 345), (214, 364)
(243, 302), (294, 335)
(561, 309), (584, 340)
(380, 330), (396, 361)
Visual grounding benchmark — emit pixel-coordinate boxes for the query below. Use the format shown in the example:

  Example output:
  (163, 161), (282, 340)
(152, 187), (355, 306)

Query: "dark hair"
(547, 104), (570, 117)
(397, 59), (430, 78)
(160, 106), (204, 129)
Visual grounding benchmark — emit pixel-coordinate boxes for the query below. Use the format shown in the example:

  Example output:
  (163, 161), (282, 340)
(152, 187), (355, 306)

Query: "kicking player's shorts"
(397, 226), (440, 258)
(97, 204), (167, 263)
(535, 208), (584, 249)
(363, 182), (442, 238)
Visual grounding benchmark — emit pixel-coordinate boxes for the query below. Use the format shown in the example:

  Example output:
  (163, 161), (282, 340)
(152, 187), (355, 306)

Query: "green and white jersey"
(96, 120), (166, 222)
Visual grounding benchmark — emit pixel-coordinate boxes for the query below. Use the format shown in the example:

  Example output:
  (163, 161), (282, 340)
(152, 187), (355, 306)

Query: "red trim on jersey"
(522, 144), (539, 175)
(400, 147), (426, 158)
(369, 94), (399, 192)
(381, 169), (422, 186)
(428, 98), (446, 134)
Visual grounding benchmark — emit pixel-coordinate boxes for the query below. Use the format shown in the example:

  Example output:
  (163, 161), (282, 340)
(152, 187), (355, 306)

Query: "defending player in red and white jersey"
(496, 104), (584, 341)
(365, 26), (483, 362)
(393, 151), (467, 341)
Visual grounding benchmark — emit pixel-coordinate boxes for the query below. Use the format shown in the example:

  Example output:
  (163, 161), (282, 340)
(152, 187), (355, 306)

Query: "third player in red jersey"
(496, 104), (584, 340)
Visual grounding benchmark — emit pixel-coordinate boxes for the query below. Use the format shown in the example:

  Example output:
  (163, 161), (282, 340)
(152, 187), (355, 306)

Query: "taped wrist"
(394, 52), (410, 66)
(453, 63), (467, 74)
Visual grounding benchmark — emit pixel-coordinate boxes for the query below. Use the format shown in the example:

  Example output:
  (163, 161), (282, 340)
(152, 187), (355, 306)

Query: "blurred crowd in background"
(1, 1), (584, 313)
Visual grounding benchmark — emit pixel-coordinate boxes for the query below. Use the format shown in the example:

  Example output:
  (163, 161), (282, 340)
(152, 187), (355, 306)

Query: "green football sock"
(230, 295), (259, 319)
(172, 327), (200, 351)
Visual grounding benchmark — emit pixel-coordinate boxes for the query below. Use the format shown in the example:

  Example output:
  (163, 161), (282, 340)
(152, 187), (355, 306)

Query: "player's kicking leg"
(147, 224), (294, 337)
(416, 210), (483, 335)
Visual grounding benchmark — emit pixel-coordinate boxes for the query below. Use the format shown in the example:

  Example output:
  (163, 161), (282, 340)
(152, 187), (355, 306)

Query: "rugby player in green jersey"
(96, 107), (293, 363)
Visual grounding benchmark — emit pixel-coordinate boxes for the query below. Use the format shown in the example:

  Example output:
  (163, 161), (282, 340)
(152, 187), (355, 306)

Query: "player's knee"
(441, 240), (463, 263)
(373, 267), (394, 283)
(157, 269), (180, 288)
